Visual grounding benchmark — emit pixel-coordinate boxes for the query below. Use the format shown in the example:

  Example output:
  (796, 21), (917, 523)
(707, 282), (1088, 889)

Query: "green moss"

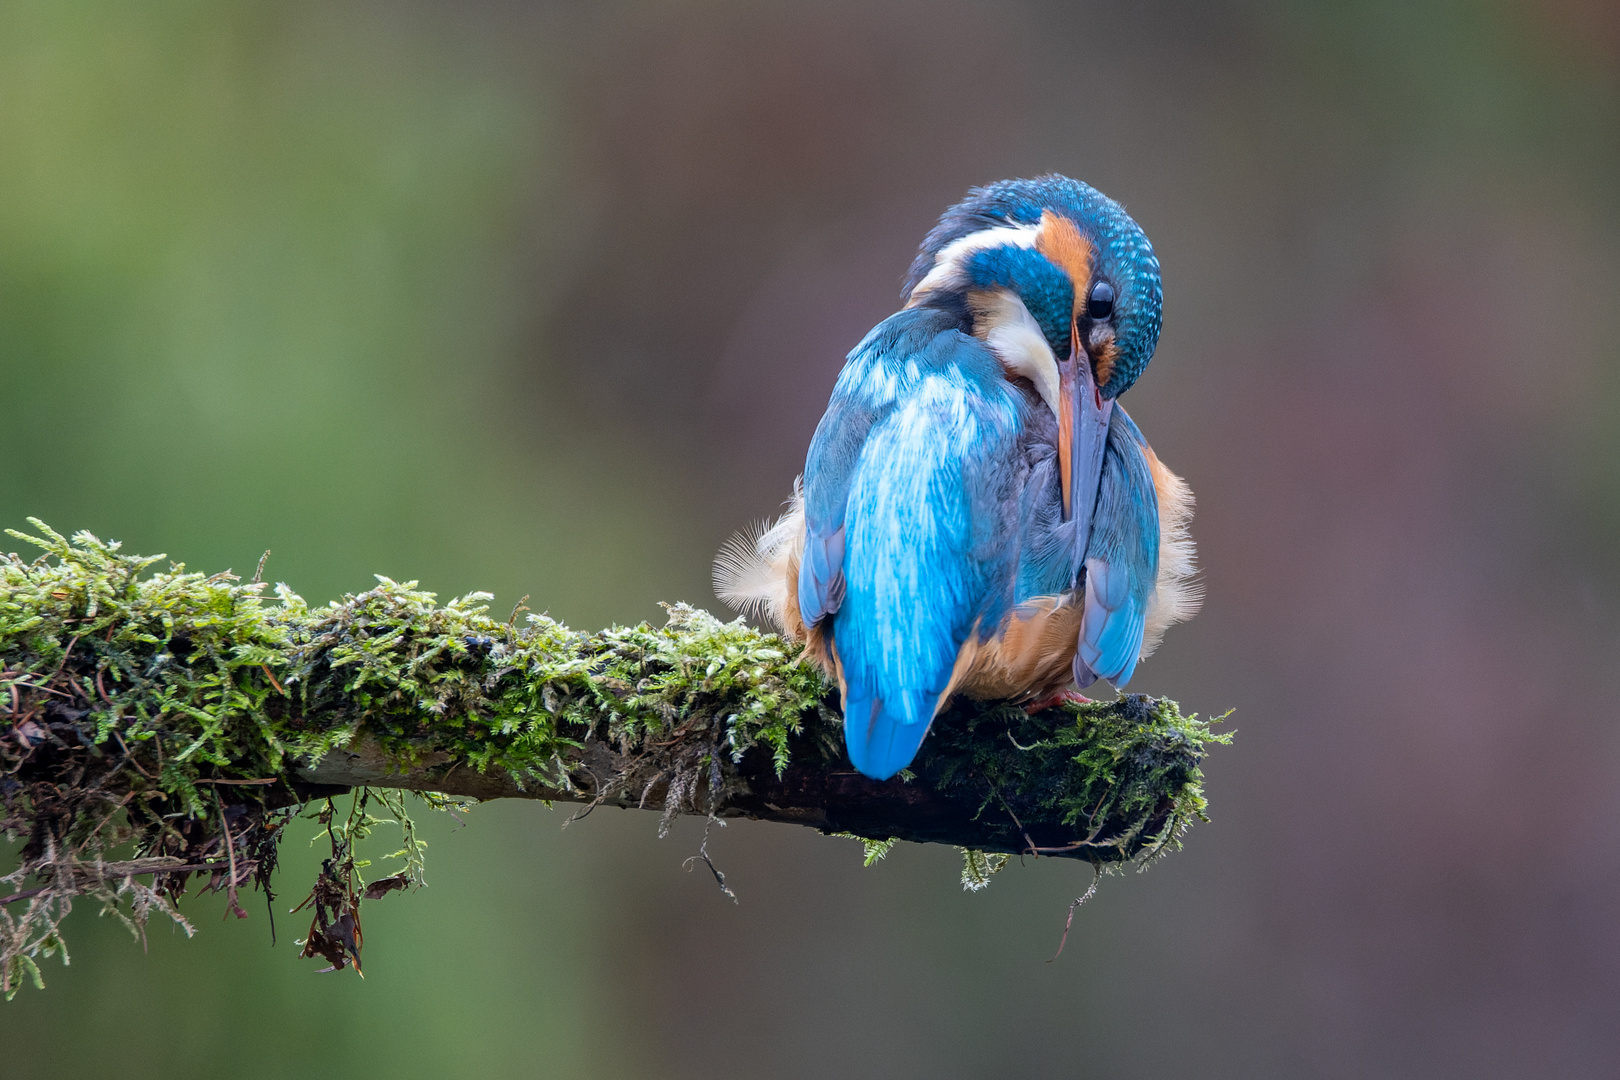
(917, 695), (1232, 864)
(959, 848), (1011, 891)
(1, 521), (1229, 995)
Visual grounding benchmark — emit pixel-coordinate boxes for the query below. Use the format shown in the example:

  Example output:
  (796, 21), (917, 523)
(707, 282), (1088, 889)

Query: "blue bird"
(716, 175), (1199, 780)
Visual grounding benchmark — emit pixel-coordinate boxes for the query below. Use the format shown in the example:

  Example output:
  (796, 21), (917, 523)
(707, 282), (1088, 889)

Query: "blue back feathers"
(801, 308), (1024, 779)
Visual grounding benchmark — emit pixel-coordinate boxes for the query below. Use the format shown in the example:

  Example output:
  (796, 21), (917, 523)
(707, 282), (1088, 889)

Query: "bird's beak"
(1058, 322), (1113, 532)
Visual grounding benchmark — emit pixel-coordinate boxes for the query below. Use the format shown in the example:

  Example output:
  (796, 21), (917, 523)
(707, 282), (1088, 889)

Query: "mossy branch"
(1, 521), (1227, 995)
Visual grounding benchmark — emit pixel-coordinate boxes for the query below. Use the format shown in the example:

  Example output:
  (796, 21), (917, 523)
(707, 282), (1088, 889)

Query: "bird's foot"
(1024, 689), (1093, 714)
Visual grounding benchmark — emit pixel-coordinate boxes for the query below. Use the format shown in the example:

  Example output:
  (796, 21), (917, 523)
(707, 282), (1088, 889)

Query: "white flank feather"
(1140, 455), (1202, 658)
(713, 481), (806, 636)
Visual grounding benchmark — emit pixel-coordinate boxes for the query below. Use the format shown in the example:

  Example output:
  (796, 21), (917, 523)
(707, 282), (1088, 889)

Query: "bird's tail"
(841, 687), (939, 780)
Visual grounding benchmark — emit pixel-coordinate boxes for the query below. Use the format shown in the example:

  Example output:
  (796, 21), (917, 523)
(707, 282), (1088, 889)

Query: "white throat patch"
(968, 288), (1061, 422)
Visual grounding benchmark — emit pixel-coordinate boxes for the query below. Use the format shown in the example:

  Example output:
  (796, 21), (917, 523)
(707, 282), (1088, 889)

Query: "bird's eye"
(1087, 281), (1115, 320)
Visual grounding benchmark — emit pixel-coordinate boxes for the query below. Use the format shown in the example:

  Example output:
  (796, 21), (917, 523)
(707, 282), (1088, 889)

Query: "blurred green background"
(4, 1), (1620, 1076)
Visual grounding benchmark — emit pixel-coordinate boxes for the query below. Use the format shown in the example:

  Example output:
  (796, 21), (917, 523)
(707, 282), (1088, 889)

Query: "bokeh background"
(3, 0), (1619, 1076)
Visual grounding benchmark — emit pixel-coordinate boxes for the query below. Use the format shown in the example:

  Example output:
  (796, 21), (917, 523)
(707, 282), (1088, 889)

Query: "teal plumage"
(716, 175), (1199, 780)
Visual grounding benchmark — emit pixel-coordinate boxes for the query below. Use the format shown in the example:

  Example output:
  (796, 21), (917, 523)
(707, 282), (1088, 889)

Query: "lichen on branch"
(1, 520), (1227, 996)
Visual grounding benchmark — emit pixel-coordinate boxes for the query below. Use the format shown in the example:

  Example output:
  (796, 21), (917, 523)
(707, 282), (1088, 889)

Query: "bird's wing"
(1075, 406), (1161, 688)
(828, 340), (1020, 780)
(799, 308), (946, 627)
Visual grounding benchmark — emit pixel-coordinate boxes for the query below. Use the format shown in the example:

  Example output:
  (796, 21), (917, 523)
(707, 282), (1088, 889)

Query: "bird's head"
(902, 175), (1163, 525)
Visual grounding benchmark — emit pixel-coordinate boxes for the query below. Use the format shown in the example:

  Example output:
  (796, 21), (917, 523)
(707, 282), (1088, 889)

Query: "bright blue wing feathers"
(801, 309), (1021, 779)
(1075, 407), (1160, 688)
(798, 310), (927, 627)
(796, 525), (845, 628)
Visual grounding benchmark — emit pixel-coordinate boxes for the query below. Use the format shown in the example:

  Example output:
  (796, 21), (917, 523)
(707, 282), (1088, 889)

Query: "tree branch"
(1, 519), (1225, 994)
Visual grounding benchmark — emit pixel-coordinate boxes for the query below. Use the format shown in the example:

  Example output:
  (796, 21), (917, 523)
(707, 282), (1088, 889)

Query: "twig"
(7, 677), (74, 700)
(1046, 865), (1102, 963)
(682, 817), (737, 904)
(109, 730), (157, 780)
(1, 859), (234, 905)
(50, 635), (81, 681)
(986, 777), (1040, 859)
(0, 885), (49, 906)
(214, 791), (248, 920)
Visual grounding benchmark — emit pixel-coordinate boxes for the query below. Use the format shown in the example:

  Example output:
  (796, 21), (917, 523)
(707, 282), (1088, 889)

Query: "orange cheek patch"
(1093, 339), (1118, 389)
(1035, 211), (1094, 320)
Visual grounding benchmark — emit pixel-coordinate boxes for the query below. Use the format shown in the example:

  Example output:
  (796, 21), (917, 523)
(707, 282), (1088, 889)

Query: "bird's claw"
(1024, 689), (1093, 713)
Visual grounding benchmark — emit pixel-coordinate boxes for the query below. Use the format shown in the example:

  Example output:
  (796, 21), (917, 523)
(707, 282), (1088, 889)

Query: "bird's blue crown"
(902, 175), (1163, 398)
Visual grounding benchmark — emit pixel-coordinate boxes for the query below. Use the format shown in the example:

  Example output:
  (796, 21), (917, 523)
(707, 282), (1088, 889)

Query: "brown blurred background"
(3, 1), (1619, 1076)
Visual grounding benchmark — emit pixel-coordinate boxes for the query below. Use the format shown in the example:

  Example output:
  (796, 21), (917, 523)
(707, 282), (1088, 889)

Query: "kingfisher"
(716, 175), (1199, 780)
